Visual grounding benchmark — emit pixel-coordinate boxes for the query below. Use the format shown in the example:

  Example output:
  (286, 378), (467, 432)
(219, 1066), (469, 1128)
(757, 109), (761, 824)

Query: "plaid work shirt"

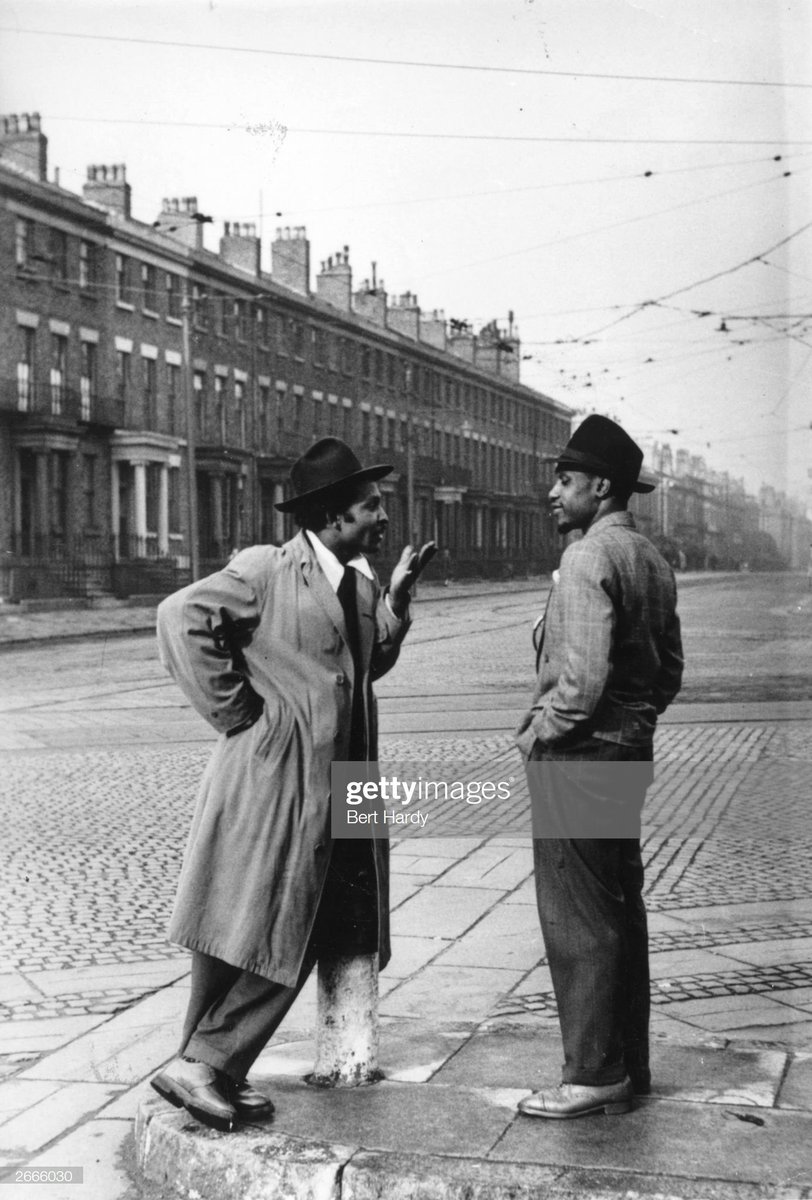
(518, 511), (684, 751)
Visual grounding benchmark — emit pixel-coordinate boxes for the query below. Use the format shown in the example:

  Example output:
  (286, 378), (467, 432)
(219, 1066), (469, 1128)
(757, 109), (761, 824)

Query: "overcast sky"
(2, 0), (810, 503)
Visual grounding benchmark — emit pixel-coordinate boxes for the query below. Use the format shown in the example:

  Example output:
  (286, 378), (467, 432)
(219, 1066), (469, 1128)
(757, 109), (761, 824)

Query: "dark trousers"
(180, 840), (378, 1083)
(181, 945), (317, 1083)
(530, 738), (653, 1088)
(533, 837), (650, 1087)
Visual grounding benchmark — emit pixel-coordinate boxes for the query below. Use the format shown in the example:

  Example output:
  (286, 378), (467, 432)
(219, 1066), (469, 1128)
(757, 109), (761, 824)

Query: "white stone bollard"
(309, 953), (381, 1087)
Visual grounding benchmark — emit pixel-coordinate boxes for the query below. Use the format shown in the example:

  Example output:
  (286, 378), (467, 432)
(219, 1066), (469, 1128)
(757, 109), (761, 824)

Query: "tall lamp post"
(404, 363), (416, 546)
(181, 284), (200, 581)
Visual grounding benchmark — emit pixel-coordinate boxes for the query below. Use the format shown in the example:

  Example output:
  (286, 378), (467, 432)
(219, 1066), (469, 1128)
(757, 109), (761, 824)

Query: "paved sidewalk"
(3, 818), (811, 1199)
(3, 707), (812, 1200)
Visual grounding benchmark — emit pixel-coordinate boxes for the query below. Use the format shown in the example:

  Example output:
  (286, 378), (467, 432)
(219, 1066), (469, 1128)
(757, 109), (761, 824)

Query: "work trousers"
(180, 839), (378, 1083)
(530, 737), (653, 1088)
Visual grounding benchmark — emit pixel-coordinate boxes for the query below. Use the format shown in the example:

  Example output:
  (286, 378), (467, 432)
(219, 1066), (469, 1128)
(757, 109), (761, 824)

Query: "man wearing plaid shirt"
(516, 414), (683, 1120)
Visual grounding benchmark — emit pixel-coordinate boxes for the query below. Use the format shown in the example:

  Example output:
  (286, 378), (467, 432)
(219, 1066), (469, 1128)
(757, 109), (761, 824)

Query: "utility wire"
(4, 26), (811, 89)
(420, 167), (803, 284)
(41, 114), (812, 146)
(563, 219), (812, 344)
(233, 151), (811, 220)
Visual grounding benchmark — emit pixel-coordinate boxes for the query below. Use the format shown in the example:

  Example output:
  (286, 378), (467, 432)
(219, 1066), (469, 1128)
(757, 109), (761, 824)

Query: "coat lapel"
(355, 571), (377, 674)
(290, 532), (348, 643)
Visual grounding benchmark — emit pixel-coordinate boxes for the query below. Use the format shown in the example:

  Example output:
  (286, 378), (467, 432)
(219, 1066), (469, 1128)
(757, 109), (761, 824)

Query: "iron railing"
(0, 378), (124, 427)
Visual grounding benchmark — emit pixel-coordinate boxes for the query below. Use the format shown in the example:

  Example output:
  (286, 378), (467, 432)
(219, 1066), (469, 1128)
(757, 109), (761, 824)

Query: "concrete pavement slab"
(19, 984), (187, 1083)
(713, 937), (812, 967)
(648, 948), (746, 978)
(381, 965), (525, 1021)
(96, 1078), (156, 1120)
(389, 836), (485, 858)
(432, 905), (543, 971)
(431, 846), (532, 891)
(662, 898), (812, 927)
(727, 1021), (812, 1048)
(388, 875), (435, 907)
(390, 885), (503, 940)
(391, 856), (458, 878)
(0, 1015), (108, 1057)
(657, 993), (812, 1034)
(8, 1118), (135, 1200)
(248, 1076), (517, 1159)
(0, 1079), (62, 1125)
(382, 935), (449, 979)
(777, 1053), (812, 1110)
(23, 960), (189, 998)
(773, 985), (812, 1012)
(510, 965), (555, 994)
(0, 975), (44, 1004)
(429, 1028), (563, 1090)
(0, 1081), (125, 1157)
(427, 1027), (786, 1106)
(491, 1098), (812, 1190)
(501, 876), (536, 905)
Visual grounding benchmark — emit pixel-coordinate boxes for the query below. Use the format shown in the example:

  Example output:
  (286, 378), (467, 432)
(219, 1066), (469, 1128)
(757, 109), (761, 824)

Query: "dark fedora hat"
(546, 414), (655, 494)
(275, 437), (393, 513)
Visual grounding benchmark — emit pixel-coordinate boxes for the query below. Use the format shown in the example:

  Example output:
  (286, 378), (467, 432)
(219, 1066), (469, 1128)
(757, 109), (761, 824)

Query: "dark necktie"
(337, 567), (366, 758)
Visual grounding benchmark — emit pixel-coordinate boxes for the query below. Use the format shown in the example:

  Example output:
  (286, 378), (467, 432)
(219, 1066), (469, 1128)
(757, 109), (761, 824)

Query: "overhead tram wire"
(554, 219), (812, 346)
(40, 115), (812, 146)
(4, 25), (812, 89)
(417, 165), (806, 284)
(229, 151), (812, 221)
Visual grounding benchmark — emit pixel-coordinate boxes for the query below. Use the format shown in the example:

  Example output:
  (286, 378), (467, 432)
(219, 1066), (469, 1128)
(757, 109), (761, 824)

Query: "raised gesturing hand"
(388, 542), (438, 617)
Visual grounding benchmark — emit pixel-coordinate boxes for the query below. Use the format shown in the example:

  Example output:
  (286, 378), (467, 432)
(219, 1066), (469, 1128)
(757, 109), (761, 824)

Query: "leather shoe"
(518, 1077), (633, 1119)
(151, 1059), (237, 1132)
(227, 1079), (275, 1116)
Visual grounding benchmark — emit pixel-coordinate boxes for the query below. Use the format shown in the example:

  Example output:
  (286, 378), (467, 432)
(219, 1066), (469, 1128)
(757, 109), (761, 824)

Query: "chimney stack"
(220, 221), (261, 276)
(419, 309), (447, 351)
(0, 112), (47, 181)
(387, 292), (420, 340)
(353, 275), (387, 327)
(83, 164), (131, 217)
(271, 226), (310, 295)
(316, 246), (352, 311)
(448, 318), (475, 363)
(154, 197), (205, 249)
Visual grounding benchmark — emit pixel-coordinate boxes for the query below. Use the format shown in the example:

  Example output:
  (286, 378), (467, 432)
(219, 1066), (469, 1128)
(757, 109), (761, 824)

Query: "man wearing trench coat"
(151, 438), (434, 1131)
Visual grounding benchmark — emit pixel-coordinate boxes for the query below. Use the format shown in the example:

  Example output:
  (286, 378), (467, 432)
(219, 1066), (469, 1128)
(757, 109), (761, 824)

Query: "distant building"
(638, 441), (810, 570)
(0, 112), (573, 600)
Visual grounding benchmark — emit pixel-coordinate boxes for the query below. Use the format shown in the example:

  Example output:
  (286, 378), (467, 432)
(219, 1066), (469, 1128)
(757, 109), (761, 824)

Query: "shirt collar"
(583, 510), (636, 538)
(306, 531), (374, 593)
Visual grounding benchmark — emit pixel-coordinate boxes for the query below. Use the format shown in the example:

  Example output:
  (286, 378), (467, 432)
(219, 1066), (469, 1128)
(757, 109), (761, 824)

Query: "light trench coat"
(156, 531), (409, 987)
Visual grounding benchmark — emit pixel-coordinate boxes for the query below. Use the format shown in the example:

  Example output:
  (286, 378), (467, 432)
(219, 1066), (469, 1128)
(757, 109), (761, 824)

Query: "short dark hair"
(292, 478), (371, 531)
(607, 480), (633, 506)
(579, 470), (632, 508)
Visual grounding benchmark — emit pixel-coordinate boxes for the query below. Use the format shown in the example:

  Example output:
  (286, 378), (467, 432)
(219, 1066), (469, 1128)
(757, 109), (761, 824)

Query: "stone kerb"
(135, 1096), (799, 1200)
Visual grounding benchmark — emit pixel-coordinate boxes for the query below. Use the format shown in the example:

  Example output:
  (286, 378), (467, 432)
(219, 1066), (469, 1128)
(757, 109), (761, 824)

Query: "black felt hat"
(274, 437), (393, 512)
(547, 415), (655, 494)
